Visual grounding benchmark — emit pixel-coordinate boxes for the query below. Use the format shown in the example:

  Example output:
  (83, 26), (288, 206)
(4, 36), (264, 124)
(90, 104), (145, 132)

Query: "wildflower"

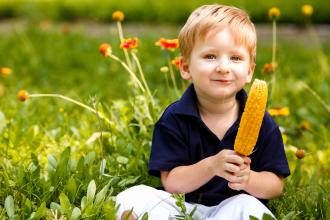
(112, 11), (125, 22)
(120, 37), (138, 49)
(18, 90), (29, 101)
(171, 57), (181, 69)
(268, 107), (290, 116)
(99, 43), (112, 57)
(262, 62), (277, 74)
(0, 67), (12, 76)
(299, 120), (311, 130)
(268, 7), (280, 20)
(160, 66), (169, 73)
(301, 4), (313, 17)
(295, 149), (305, 159)
(155, 38), (179, 50)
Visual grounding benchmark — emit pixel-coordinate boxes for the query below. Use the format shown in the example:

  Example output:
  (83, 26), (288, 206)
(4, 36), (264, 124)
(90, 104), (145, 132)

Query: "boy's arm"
(161, 149), (246, 194)
(244, 171), (284, 199)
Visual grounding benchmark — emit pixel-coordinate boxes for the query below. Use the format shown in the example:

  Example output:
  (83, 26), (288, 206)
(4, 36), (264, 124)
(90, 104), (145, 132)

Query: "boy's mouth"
(213, 79), (233, 84)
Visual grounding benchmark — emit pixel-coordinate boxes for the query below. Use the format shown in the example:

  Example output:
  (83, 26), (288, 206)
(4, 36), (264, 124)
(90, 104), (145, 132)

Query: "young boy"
(116, 4), (290, 220)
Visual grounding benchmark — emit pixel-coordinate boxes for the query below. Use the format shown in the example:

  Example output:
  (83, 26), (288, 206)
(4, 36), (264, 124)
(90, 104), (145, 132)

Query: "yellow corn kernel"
(234, 79), (268, 156)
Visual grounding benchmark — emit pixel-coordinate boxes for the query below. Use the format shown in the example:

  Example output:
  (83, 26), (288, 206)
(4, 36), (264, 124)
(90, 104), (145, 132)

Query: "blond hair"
(178, 4), (256, 63)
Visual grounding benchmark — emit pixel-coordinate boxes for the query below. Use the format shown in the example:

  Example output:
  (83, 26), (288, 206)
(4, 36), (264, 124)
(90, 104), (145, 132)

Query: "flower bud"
(112, 11), (125, 22)
(18, 90), (29, 101)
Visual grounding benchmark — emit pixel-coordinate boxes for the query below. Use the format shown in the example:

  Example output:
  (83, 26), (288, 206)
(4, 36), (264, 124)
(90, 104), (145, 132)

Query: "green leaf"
(116, 156), (128, 164)
(48, 155), (57, 172)
(71, 207), (81, 220)
(94, 184), (109, 207)
(65, 177), (77, 201)
(59, 192), (72, 215)
(50, 202), (62, 215)
(80, 196), (87, 211)
(99, 159), (106, 177)
(31, 202), (47, 220)
(87, 180), (96, 204)
(84, 152), (96, 165)
(141, 212), (149, 220)
(262, 213), (276, 220)
(5, 195), (15, 217)
(56, 148), (71, 179)
(282, 211), (299, 220)
(23, 199), (32, 216)
(249, 216), (259, 220)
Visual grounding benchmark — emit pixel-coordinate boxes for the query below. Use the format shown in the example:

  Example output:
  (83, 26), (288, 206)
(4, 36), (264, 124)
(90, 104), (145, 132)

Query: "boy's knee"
(117, 184), (153, 200)
(235, 194), (264, 206)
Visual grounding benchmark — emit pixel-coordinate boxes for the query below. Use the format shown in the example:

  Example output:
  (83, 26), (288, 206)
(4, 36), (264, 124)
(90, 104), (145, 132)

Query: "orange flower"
(301, 4), (313, 17)
(295, 149), (305, 159)
(299, 120), (311, 130)
(112, 11), (125, 22)
(120, 37), (138, 49)
(0, 67), (12, 76)
(155, 38), (179, 50)
(268, 107), (290, 116)
(18, 90), (29, 101)
(268, 7), (280, 20)
(99, 43), (112, 57)
(171, 57), (181, 69)
(262, 62), (277, 74)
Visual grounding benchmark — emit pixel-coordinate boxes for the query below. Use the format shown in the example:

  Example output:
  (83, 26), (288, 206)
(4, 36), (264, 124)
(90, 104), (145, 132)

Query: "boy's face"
(180, 27), (255, 101)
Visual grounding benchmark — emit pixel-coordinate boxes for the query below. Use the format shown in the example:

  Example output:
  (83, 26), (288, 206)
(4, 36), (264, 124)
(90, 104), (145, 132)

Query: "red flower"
(262, 62), (277, 74)
(155, 38), (179, 50)
(171, 57), (181, 69)
(120, 37), (138, 49)
(99, 43), (112, 57)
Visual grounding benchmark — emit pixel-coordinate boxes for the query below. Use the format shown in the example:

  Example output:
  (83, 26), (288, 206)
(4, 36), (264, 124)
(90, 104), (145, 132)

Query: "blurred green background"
(0, 0), (330, 24)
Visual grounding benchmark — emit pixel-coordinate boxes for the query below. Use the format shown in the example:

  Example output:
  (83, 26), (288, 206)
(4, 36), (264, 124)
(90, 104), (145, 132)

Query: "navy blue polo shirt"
(148, 84), (290, 206)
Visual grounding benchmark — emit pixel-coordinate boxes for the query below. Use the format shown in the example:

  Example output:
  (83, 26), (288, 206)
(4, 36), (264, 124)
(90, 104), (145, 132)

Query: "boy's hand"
(228, 156), (251, 191)
(209, 149), (246, 183)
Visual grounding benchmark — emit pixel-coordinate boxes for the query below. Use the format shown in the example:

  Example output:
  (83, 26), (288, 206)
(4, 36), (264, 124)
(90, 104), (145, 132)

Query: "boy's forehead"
(198, 26), (249, 50)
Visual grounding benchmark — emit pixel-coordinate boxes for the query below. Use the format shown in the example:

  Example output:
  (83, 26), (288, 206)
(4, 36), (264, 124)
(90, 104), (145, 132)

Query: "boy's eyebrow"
(230, 48), (248, 55)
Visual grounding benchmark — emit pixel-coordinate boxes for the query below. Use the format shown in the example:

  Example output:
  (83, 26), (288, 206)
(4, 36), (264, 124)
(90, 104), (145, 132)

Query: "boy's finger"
(226, 155), (244, 165)
(224, 163), (240, 173)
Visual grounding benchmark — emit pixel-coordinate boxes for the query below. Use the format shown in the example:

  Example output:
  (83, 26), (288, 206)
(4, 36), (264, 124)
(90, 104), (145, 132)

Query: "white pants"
(115, 185), (274, 220)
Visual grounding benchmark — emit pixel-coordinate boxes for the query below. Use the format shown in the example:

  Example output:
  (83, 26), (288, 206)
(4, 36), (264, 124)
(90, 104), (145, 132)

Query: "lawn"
(0, 6), (330, 219)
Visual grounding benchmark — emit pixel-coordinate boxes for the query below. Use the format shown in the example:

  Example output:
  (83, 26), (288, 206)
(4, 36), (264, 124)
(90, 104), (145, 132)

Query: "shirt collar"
(174, 84), (248, 118)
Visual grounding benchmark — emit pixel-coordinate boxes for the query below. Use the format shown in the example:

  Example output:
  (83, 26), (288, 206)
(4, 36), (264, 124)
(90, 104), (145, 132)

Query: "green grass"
(0, 19), (330, 219)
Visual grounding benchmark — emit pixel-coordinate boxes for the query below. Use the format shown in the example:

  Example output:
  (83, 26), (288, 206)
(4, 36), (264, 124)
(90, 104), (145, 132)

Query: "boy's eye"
(204, 54), (216, 60)
(231, 55), (242, 61)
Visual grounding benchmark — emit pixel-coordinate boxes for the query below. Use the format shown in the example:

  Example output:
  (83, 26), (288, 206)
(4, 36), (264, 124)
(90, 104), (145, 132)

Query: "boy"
(116, 4), (290, 220)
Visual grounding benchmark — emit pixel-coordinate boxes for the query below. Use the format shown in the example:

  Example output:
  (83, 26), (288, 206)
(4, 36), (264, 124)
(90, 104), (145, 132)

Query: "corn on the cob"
(234, 79), (268, 156)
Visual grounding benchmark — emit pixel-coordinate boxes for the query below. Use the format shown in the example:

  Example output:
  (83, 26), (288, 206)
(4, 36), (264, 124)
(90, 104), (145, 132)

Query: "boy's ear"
(179, 57), (192, 80)
(246, 62), (255, 83)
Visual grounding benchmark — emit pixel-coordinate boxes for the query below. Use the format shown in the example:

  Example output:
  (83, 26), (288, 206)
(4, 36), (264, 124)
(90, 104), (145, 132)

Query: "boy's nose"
(215, 60), (230, 73)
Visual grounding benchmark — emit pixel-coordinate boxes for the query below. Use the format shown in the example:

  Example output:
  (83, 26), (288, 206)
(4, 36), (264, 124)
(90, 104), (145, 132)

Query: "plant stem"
(167, 57), (180, 97)
(130, 51), (154, 102)
(116, 21), (132, 69)
(29, 94), (113, 125)
(270, 19), (277, 101)
(108, 54), (146, 94)
(300, 81), (330, 114)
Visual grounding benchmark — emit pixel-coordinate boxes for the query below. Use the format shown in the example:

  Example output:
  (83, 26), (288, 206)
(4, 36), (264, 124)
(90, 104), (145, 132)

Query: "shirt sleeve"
(252, 122), (291, 178)
(148, 120), (190, 177)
